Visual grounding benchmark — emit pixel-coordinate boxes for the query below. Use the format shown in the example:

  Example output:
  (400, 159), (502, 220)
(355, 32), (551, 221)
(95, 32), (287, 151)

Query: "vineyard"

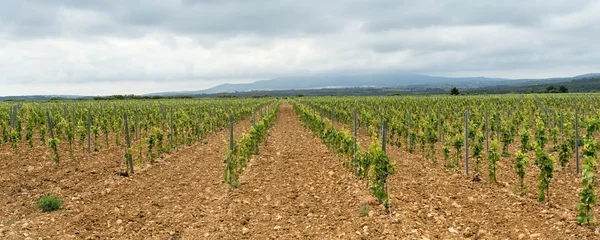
(1, 94), (599, 239)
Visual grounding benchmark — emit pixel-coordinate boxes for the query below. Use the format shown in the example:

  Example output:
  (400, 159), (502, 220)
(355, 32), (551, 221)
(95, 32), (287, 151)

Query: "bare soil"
(0, 119), (251, 239)
(0, 102), (597, 239)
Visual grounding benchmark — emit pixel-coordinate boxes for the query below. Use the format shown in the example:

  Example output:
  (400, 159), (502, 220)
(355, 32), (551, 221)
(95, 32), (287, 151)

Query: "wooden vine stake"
(124, 113), (134, 175)
(46, 110), (59, 165)
(319, 108), (323, 123)
(331, 107), (335, 147)
(331, 107), (335, 130)
(228, 114), (234, 185)
(9, 105), (13, 130)
(495, 110), (500, 142)
(560, 111), (564, 142)
(437, 108), (441, 142)
(197, 105), (202, 142)
(382, 119), (391, 215)
(465, 109), (469, 175)
(72, 107), (76, 142)
(407, 105), (411, 130)
(575, 108), (579, 174)
(135, 107), (139, 141)
(379, 107), (383, 137)
(486, 110), (489, 153)
(353, 107), (358, 176)
(252, 107), (256, 128)
(170, 107), (174, 149)
(87, 108), (91, 153)
(408, 105), (412, 151)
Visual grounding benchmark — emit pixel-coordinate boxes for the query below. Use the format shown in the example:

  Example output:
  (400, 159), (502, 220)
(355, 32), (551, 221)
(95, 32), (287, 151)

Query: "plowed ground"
(1, 102), (597, 239)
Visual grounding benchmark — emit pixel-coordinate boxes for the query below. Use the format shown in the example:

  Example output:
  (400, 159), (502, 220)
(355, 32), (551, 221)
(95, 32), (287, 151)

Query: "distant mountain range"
(0, 95), (90, 101)
(146, 72), (600, 96)
(1, 72), (599, 100)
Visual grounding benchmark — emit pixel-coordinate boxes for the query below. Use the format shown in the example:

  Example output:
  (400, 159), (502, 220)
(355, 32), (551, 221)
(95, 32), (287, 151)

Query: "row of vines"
(295, 94), (600, 225)
(224, 100), (281, 187)
(0, 98), (275, 175)
(291, 100), (395, 211)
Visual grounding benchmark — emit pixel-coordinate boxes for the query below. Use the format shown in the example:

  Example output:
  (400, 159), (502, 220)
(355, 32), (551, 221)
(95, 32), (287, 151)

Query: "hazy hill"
(472, 76), (600, 94)
(2, 73), (599, 100)
(147, 72), (589, 96)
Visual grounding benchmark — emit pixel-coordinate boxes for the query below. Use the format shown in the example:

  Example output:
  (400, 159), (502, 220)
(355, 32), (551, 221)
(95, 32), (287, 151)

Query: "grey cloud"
(1, 0), (345, 38)
(0, 0), (598, 95)
(348, 0), (593, 32)
(1, 0), (596, 39)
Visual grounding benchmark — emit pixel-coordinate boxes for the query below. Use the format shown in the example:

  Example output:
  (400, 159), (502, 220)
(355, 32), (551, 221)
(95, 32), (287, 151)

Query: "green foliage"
(533, 142), (554, 202)
(425, 120), (438, 164)
(514, 151), (528, 195)
(122, 147), (133, 175)
(65, 120), (75, 151)
(93, 94), (194, 100)
(576, 156), (596, 225)
(101, 118), (109, 147)
(368, 139), (395, 210)
(500, 120), (515, 156)
(442, 136), (452, 168)
(223, 141), (240, 187)
(450, 87), (460, 95)
(417, 131), (426, 154)
(135, 142), (144, 168)
(559, 85), (568, 93)
(25, 114), (35, 148)
(549, 126), (558, 151)
(1, 122), (8, 144)
(76, 120), (86, 148)
(155, 127), (165, 154)
(558, 141), (571, 171)
(488, 140), (500, 183)
(519, 128), (531, 152)
(146, 128), (158, 160)
(576, 139), (597, 225)
(46, 138), (60, 165)
(359, 202), (371, 217)
(37, 195), (63, 212)
(91, 125), (99, 151)
(534, 118), (548, 149)
(472, 131), (484, 175)
(10, 128), (19, 151)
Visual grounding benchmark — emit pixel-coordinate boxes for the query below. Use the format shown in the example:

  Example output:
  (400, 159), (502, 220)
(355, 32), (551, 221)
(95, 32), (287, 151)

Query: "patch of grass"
(359, 202), (370, 217)
(511, 186), (519, 195)
(36, 195), (64, 212)
(443, 163), (459, 170)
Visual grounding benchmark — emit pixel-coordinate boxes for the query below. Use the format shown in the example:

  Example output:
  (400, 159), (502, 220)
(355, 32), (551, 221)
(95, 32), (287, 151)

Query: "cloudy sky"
(0, 0), (598, 96)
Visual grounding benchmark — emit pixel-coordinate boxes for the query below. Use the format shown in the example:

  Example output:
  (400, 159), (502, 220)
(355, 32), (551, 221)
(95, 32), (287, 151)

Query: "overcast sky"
(0, 0), (598, 96)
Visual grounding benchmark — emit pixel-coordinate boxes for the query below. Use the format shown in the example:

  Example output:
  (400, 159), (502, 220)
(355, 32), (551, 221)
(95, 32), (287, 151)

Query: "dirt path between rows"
(184, 102), (380, 239)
